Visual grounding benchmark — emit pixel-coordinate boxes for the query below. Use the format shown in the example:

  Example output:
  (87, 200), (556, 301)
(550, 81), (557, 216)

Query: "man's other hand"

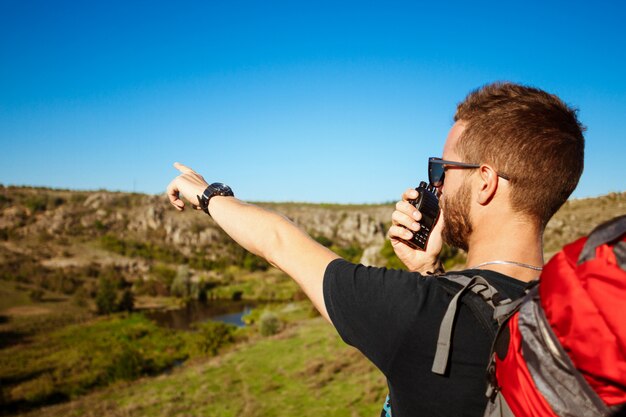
(166, 162), (209, 211)
(387, 188), (444, 273)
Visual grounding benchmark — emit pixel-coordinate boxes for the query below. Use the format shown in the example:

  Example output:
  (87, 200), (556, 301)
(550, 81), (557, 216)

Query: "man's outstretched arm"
(166, 163), (340, 323)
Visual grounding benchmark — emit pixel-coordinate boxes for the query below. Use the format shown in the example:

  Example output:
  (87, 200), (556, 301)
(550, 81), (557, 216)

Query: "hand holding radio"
(388, 183), (444, 273)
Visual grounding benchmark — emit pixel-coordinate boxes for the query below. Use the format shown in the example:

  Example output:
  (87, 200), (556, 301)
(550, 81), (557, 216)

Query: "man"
(166, 82), (585, 416)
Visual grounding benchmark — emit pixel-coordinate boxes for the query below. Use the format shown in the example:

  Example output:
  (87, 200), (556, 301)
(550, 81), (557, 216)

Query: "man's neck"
(465, 216), (544, 283)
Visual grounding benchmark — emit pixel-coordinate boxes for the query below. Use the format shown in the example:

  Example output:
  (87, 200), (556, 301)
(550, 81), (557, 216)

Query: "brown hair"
(454, 82), (585, 227)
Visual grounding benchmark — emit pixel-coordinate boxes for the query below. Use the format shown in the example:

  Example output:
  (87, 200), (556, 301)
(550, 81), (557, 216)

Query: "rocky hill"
(0, 185), (624, 293)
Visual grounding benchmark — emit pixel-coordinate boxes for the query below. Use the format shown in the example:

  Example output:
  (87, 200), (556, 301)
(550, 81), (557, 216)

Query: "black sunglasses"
(428, 157), (510, 187)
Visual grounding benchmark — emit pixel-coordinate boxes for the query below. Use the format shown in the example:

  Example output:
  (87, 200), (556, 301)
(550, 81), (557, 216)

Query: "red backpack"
(485, 215), (626, 417)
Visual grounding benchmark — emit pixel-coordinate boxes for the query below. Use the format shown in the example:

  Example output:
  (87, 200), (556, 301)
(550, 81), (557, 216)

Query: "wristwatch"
(197, 183), (234, 216)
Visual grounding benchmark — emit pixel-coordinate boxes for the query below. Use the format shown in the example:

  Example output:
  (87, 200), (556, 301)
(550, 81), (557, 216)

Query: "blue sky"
(1, 0), (625, 203)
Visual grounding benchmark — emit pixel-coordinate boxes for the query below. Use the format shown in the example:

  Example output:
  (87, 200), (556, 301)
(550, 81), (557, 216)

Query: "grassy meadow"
(18, 315), (385, 417)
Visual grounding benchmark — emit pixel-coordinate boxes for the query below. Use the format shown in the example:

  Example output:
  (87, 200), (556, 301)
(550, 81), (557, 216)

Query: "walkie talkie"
(403, 181), (440, 251)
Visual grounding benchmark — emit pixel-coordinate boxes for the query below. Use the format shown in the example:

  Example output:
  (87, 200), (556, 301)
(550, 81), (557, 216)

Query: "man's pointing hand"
(166, 162), (209, 211)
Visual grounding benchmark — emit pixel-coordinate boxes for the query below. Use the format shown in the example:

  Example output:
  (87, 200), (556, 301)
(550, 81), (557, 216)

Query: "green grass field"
(0, 276), (385, 417)
(20, 317), (386, 417)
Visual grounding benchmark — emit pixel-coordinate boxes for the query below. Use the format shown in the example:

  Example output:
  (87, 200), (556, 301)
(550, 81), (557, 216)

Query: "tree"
(118, 288), (134, 312)
(96, 276), (117, 315)
(170, 265), (191, 298)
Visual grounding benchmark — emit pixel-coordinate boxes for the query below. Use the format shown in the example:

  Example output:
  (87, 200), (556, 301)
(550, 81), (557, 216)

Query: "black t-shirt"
(323, 259), (528, 417)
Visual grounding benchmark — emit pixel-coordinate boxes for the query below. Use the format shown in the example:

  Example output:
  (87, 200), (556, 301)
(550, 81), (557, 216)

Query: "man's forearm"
(207, 196), (294, 266)
(206, 195), (339, 321)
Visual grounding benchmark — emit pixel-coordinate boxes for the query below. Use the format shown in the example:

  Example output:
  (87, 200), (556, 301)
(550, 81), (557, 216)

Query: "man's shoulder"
(324, 260), (528, 302)
(325, 258), (441, 287)
(323, 259), (450, 307)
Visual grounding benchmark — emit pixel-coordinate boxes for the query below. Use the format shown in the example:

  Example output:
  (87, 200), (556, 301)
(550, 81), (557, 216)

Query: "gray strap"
(614, 241), (626, 271)
(483, 392), (516, 417)
(439, 274), (510, 308)
(493, 296), (524, 325)
(432, 276), (500, 375)
(439, 274), (474, 288)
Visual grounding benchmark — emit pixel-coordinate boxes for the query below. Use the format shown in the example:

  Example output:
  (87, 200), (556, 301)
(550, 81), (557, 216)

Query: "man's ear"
(476, 165), (498, 205)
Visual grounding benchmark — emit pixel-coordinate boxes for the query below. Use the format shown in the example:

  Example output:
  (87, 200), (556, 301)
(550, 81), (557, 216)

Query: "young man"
(166, 82), (585, 416)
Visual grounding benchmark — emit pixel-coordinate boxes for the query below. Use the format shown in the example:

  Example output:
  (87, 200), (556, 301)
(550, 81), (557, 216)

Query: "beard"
(441, 179), (473, 252)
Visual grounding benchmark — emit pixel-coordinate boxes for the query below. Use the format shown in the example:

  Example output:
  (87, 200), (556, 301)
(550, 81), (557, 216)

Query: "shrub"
(242, 309), (259, 325)
(94, 220), (108, 232)
(0, 194), (12, 209)
(194, 321), (236, 356)
(259, 311), (281, 337)
(105, 342), (143, 381)
(100, 234), (126, 254)
(24, 195), (48, 212)
(52, 197), (65, 207)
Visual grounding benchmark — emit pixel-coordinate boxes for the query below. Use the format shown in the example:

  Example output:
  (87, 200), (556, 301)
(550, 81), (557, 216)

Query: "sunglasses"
(428, 157), (510, 187)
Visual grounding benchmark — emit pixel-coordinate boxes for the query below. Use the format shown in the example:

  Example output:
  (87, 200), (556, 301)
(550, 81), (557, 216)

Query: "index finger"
(173, 162), (195, 175)
(402, 188), (419, 201)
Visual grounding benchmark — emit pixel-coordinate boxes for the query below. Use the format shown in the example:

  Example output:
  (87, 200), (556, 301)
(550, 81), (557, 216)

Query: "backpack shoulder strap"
(432, 274), (513, 375)
(437, 275), (496, 335)
(578, 214), (626, 264)
(484, 289), (534, 404)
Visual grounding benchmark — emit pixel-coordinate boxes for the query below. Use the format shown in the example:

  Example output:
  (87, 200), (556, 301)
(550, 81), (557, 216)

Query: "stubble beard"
(441, 179), (473, 252)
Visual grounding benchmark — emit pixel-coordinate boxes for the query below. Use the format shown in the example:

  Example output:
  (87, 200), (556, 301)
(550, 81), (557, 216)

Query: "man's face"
(439, 121), (473, 251)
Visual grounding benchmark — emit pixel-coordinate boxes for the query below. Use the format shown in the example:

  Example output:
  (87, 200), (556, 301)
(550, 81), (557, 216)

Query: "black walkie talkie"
(403, 181), (440, 251)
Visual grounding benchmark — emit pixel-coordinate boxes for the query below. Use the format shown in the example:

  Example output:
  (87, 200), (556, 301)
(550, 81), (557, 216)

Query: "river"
(144, 299), (255, 330)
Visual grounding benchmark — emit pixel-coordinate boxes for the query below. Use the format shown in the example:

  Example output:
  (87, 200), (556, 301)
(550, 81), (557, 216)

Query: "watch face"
(210, 183), (233, 196)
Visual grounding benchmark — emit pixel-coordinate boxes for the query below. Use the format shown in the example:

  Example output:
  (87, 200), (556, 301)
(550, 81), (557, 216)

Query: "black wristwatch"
(197, 183), (234, 216)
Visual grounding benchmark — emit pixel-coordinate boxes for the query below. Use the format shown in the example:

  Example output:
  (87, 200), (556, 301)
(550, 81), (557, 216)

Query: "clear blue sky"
(1, 0), (625, 203)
